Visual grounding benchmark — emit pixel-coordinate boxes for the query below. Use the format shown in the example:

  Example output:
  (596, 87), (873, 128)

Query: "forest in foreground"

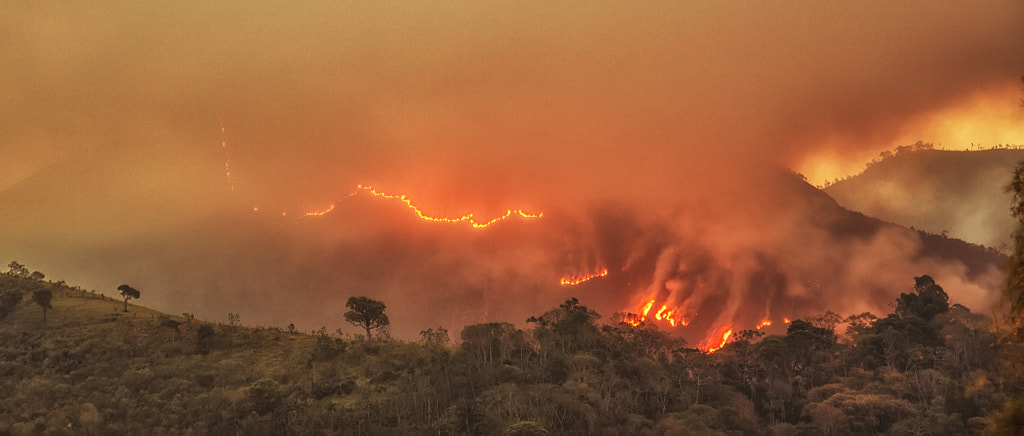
(0, 269), (1021, 436)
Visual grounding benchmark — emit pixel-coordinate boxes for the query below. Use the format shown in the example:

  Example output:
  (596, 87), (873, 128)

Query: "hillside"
(0, 272), (1016, 434)
(825, 149), (1024, 252)
(0, 165), (1009, 346)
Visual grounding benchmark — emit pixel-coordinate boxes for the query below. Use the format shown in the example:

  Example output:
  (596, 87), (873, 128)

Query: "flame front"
(300, 204), (336, 218)
(624, 299), (689, 328)
(756, 319), (771, 329)
(357, 185), (542, 228)
(219, 118), (235, 192)
(703, 327), (733, 353)
(559, 268), (609, 286)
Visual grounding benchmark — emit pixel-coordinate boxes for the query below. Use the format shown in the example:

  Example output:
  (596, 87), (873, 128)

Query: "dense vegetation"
(0, 267), (1016, 435)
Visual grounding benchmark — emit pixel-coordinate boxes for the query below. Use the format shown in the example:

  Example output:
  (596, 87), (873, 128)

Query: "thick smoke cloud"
(0, 2), (1020, 342)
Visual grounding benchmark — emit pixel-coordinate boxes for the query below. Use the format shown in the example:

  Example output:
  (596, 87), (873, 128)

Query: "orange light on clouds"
(797, 83), (1024, 187)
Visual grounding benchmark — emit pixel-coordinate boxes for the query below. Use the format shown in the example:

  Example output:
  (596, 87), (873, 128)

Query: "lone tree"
(117, 284), (141, 312)
(344, 296), (389, 339)
(6, 261), (28, 278)
(32, 288), (52, 324)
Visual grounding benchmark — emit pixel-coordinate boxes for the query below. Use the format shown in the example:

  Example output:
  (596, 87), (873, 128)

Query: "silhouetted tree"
(895, 275), (950, 322)
(117, 284), (140, 312)
(0, 289), (22, 319)
(29, 271), (44, 281)
(344, 296), (389, 339)
(527, 297), (602, 354)
(196, 324), (215, 354)
(420, 326), (450, 345)
(6, 261), (28, 278)
(1002, 161), (1024, 335)
(32, 288), (52, 324)
(993, 160), (1024, 434)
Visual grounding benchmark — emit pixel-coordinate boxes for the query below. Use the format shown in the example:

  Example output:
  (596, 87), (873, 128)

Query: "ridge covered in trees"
(0, 267), (1016, 435)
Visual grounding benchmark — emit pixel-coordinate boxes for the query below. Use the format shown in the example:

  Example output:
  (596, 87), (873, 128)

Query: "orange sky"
(1, 2), (1023, 341)
(3, 2), (1023, 198)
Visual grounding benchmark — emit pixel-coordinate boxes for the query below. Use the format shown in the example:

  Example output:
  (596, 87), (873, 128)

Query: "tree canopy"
(117, 284), (141, 312)
(343, 296), (389, 339)
(32, 288), (52, 324)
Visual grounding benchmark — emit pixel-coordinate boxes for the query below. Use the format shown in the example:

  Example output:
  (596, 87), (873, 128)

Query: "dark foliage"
(0, 274), (1012, 435)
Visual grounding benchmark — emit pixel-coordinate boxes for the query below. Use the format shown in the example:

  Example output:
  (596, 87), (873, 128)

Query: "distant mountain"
(825, 149), (1024, 252)
(0, 158), (1008, 345)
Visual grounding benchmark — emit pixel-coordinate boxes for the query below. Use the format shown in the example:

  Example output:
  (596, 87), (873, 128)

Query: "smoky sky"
(1, 2), (1022, 343)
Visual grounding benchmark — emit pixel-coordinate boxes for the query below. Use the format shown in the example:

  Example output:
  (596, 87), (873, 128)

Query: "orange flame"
(559, 268), (609, 286)
(357, 185), (542, 228)
(755, 319), (772, 329)
(219, 118), (235, 192)
(783, 317), (791, 324)
(704, 327), (733, 353)
(623, 299), (689, 327)
(300, 204), (336, 218)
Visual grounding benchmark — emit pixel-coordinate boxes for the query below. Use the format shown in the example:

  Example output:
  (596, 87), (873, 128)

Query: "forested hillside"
(0, 271), (1014, 435)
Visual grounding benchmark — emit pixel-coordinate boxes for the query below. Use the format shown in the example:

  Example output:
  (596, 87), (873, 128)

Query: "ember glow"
(356, 185), (542, 229)
(559, 268), (609, 286)
(755, 319), (772, 330)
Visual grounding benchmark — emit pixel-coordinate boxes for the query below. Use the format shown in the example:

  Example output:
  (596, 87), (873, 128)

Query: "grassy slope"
(0, 275), (434, 435)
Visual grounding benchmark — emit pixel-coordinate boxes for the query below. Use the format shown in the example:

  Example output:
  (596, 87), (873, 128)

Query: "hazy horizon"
(2, 2), (1022, 344)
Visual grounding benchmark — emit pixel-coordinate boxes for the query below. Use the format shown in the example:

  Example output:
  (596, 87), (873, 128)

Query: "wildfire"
(783, 317), (791, 324)
(356, 185), (542, 228)
(624, 299), (689, 327)
(703, 327), (733, 353)
(755, 319), (772, 329)
(300, 204), (336, 218)
(559, 268), (609, 286)
(219, 118), (235, 192)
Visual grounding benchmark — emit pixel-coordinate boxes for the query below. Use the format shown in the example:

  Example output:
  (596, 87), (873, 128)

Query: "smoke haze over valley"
(2, 2), (1023, 344)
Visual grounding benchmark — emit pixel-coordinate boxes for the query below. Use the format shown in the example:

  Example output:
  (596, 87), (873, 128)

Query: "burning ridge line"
(355, 184), (543, 228)
(559, 268), (609, 286)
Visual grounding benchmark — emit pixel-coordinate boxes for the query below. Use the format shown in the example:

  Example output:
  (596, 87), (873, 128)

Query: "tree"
(343, 296), (389, 339)
(1003, 161), (1024, 335)
(895, 275), (949, 322)
(247, 378), (282, 415)
(992, 160), (1024, 434)
(6, 261), (28, 278)
(32, 288), (52, 324)
(0, 289), (23, 319)
(29, 271), (45, 281)
(117, 284), (140, 312)
(420, 326), (450, 345)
